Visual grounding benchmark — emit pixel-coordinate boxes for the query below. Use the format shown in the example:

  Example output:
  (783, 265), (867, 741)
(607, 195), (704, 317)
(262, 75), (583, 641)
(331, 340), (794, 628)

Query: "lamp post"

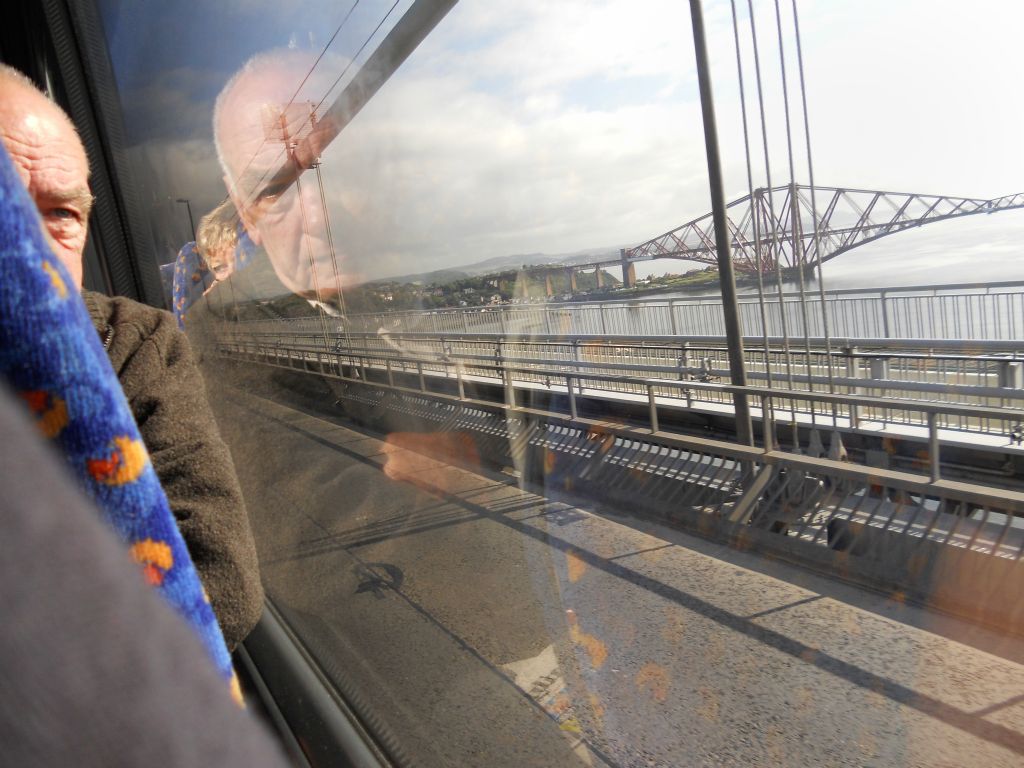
(175, 198), (197, 243)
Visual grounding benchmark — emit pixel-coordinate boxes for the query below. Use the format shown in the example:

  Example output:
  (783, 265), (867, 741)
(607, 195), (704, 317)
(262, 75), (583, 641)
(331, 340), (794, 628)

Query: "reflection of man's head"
(213, 50), (344, 299)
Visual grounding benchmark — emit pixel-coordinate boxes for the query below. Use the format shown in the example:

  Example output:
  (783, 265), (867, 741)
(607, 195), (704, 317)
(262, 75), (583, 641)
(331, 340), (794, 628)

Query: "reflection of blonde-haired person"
(172, 199), (255, 328)
(198, 199), (240, 285)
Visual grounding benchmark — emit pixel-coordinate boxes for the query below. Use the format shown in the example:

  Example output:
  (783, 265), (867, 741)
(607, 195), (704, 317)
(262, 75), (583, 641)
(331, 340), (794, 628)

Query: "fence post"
(505, 368), (516, 410)
(1000, 360), (1024, 389)
(599, 304), (608, 336)
(669, 300), (678, 336)
(647, 385), (659, 433)
(568, 375), (577, 419)
(880, 290), (891, 338)
(761, 395), (774, 451)
(846, 346), (860, 429)
(869, 356), (889, 381)
(928, 411), (941, 482)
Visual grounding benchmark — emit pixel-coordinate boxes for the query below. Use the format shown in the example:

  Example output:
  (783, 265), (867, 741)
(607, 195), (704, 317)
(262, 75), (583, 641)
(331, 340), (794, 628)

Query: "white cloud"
(325, 71), (707, 278)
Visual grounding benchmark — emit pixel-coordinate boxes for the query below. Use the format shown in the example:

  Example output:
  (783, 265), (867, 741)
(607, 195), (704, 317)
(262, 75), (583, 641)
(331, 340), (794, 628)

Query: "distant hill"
(368, 245), (629, 286)
(370, 268), (472, 286)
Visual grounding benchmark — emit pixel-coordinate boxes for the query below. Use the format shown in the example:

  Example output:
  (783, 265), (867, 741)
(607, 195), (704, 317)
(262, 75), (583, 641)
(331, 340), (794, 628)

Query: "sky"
(98, 0), (1024, 289)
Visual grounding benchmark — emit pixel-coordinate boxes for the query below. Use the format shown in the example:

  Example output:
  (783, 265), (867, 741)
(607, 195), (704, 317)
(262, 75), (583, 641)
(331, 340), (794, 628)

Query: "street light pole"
(175, 198), (197, 243)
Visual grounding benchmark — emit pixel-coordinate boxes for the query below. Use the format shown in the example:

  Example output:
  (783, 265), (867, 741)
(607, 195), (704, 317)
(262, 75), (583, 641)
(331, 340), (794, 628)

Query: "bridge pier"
(620, 248), (636, 288)
(596, 267), (604, 288)
(545, 272), (555, 297)
(567, 268), (577, 293)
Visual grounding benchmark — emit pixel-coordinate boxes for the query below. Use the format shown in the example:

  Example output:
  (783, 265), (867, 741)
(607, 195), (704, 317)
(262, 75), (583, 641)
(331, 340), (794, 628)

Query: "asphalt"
(213, 382), (1024, 768)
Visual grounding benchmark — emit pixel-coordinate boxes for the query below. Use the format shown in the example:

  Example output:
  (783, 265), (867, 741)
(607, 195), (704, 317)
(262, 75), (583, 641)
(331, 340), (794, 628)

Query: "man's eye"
(47, 208), (80, 222)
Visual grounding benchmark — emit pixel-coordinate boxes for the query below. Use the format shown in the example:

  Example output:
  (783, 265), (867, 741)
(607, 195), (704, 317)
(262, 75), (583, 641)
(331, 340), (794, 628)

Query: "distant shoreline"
(568, 268), (809, 302)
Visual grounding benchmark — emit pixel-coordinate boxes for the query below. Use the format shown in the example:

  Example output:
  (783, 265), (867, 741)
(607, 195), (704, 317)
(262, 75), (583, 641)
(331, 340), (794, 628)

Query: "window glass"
(95, 1), (1024, 765)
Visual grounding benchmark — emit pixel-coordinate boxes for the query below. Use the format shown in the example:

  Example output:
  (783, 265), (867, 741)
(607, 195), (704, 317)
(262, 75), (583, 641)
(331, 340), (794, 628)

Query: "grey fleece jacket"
(84, 290), (263, 650)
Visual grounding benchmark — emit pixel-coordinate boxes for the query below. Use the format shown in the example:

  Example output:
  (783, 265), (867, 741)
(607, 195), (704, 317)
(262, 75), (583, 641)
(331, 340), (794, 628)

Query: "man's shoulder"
(82, 290), (184, 369)
(83, 290), (175, 335)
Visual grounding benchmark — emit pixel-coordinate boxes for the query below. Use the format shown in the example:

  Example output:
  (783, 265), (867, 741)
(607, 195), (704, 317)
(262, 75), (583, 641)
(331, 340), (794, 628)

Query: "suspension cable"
(792, 0), (840, 414)
(772, 0), (818, 430)
(315, 0), (402, 114)
(286, 1), (362, 115)
(315, 160), (352, 353)
(747, 0), (800, 445)
(730, 1), (775, 407)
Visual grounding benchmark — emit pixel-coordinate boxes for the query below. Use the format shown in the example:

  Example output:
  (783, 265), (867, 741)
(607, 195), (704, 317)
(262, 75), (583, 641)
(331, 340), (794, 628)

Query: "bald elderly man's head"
(0, 64), (92, 288)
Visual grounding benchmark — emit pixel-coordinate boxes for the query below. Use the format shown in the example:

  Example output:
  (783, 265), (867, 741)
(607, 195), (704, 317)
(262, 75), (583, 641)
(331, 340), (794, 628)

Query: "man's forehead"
(222, 105), (318, 189)
(219, 60), (320, 154)
(221, 100), (315, 143)
(0, 83), (88, 165)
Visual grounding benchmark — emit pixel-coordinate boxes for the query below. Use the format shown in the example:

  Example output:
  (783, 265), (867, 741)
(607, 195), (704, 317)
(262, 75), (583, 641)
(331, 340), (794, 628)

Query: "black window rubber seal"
(40, 0), (165, 306)
(238, 600), (396, 768)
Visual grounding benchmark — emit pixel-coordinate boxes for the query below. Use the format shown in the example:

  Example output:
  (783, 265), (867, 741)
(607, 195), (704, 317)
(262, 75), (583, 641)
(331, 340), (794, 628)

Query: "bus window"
(82, 0), (1024, 765)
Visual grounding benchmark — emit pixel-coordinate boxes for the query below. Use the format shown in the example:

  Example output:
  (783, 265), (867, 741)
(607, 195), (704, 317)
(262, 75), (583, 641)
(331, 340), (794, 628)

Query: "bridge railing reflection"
(215, 328), (1024, 446)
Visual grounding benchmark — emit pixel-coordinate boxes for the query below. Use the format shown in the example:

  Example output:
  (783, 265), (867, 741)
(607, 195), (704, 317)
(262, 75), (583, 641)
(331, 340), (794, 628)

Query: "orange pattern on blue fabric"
(41, 260), (68, 298)
(87, 435), (149, 485)
(19, 389), (69, 438)
(130, 539), (174, 586)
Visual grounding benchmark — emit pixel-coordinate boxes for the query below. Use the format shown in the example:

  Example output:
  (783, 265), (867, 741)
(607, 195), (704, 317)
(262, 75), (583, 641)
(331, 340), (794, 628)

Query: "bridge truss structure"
(625, 184), (1024, 275)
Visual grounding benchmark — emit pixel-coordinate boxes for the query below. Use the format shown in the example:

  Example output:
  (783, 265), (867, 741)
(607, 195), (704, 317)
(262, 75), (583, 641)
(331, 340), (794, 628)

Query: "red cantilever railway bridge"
(623, 183), (1024, 276)
(469, 184), (1024, 293)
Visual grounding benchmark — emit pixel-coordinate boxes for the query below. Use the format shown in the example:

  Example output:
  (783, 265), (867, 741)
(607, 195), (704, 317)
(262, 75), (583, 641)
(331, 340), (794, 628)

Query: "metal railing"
(214, 329), (1024, 550)
(218, 328), (1024, 441)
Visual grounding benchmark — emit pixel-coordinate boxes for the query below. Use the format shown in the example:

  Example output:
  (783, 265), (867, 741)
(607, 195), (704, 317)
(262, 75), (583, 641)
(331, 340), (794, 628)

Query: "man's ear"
(224, 173), (262, 246)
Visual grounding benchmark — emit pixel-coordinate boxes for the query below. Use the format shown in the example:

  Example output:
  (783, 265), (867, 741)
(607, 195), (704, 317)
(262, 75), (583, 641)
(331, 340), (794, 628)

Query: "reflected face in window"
(205, 244), (235, 281)
(0, 81), (91, 288)
(215, 58), (343, 300)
